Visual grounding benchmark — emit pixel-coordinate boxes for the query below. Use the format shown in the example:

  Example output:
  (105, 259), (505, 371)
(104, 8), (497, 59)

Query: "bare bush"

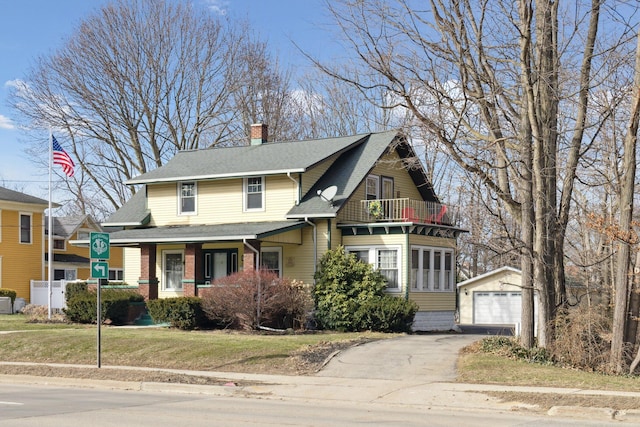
(200, 270), (313, 330)
(20, 304), (66, 323)
(548, 304), (612, 372)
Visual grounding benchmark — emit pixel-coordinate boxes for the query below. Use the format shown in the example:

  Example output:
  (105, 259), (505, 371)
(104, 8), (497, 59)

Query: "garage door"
(473, 291), (522, 325)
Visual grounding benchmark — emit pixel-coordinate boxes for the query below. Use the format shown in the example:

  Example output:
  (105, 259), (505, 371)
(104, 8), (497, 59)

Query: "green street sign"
(92, 261), (109, 279)
(90, 232), (110, 260)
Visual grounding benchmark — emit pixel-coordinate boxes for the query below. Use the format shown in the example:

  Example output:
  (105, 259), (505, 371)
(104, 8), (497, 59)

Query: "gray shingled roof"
(86, 221), (308, 245)
(102, 189), (149, 227)
(0, 186), (49, 206)
(45, 215), (92, 238)
(125, 133), (369, 185)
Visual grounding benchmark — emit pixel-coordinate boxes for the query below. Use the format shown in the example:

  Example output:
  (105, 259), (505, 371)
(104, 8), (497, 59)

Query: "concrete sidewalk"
(2, 333), (640, 423)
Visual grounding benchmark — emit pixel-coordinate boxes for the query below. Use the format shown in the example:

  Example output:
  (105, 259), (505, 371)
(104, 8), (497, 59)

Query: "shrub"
(0, 288), (17, 305)
(21, 304), (66, 323)
(479, 336), (551, 364)
(353, 295), (418, 333)
(65, 282), (88, 302)
(146, 297), (206, 330)
(548, 304), (612, 372)
(64, 289), (143, 325)
(313, 246), (416, 332)
(200, 270), (313, 330)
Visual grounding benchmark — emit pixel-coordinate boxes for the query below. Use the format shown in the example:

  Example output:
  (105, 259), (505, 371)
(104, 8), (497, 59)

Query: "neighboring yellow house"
(45, 215), (124, 282)
(0, 186), (49, 300)
(91, 126), (465, 331)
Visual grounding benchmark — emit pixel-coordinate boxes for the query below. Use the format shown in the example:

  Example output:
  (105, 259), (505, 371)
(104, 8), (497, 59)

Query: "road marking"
(0, 401), (23, 405)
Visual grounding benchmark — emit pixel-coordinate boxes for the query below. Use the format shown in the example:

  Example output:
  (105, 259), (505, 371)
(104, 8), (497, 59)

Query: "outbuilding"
(457, 267), (531, 327)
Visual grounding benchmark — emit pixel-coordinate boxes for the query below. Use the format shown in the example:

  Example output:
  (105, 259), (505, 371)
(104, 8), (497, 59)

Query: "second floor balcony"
(340, 198), (460, 227)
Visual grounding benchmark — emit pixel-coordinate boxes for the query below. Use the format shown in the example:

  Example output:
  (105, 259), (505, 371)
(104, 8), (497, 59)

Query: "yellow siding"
(336, 150), (424, 222)
(278, 226), (317, 285)
(409, 291), (456, 311)
(124, 247), (141, 286)
(300, 156), (339, 194)
(408, 235), (456, 250)
(148, 176), (297, 227)
(0, 209), (45, 300)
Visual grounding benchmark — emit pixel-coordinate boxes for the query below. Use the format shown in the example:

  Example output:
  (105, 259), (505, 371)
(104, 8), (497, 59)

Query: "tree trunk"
(611, 27), (640, 373)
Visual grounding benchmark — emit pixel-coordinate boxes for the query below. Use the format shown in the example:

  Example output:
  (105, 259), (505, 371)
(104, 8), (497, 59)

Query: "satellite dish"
(317, 185), (338, 206)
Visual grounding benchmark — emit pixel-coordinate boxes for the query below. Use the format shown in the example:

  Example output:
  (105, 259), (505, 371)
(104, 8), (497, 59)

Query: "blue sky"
(0, 0), (332, 199)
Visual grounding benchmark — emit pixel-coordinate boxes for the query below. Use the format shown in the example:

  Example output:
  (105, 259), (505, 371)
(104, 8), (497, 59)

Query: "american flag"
(52, 135), (75, 177)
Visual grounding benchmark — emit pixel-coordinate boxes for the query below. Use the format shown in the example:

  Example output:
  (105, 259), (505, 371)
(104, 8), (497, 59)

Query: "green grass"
(0, 314), (388, 373)
(457, 351), (640, 392)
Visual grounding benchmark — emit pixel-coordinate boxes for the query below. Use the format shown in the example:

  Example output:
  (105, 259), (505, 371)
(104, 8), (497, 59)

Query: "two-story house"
(45, 215), (124, 282)
(0, 186), (49, 300)
(99, 126), (464, 330)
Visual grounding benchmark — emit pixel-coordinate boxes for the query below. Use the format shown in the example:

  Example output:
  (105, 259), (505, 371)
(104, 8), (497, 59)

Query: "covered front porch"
(105, 221), (309, 300)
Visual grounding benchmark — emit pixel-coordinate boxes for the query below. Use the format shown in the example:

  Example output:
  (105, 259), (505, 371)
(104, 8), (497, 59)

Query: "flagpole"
(48, 130), (53, 320)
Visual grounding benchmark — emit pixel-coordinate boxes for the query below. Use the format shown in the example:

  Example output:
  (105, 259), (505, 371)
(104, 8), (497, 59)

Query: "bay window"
(410, 246), (454, 292)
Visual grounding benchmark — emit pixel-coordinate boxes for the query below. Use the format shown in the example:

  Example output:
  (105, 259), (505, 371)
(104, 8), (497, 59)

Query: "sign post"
(90, 232), (110, 368)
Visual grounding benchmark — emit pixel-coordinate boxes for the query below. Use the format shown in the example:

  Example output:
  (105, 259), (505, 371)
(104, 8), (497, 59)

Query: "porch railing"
(340, 198), (459, 226)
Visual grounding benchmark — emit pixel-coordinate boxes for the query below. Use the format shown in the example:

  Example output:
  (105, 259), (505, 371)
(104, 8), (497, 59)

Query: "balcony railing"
(340, 198), (459, 226)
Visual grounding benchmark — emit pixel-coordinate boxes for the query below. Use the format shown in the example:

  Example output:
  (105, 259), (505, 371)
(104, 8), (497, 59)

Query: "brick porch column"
(183, 243), (202, 296)
(243, 240), (261, 271)
(138, 244), (158, 300)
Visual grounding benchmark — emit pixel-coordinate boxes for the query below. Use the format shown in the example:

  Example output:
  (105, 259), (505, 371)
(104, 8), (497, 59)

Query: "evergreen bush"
(146, 297), (206, 330)
(313, 246), (417, 332)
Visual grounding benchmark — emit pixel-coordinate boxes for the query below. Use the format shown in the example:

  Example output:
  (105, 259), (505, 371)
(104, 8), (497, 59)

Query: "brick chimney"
(250, 123), (268, 145)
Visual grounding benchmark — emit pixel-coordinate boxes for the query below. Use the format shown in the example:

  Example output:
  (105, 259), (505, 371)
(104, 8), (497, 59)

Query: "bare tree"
(314, 0), (638, 347)
(9, 0), (279, 212)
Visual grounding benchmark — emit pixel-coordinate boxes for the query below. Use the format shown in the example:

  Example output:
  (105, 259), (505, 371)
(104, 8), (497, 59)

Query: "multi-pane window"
(163, 251), (184, 290)
(54, 269), (77, 281)
(53, 239), (65, 250)
(260, 247), (282, 277)
(108, 269), (124, 281)
(410, 246), (455, 292)
(347, 246), (400, 291)
(19, 213), (31, 244)
(245, 177), (264, 210)
(366, 175), (379, 200)
(179, 182), (196, 215)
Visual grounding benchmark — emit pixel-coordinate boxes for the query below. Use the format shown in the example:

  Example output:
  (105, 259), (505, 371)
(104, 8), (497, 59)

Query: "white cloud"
(0, 114), (14, 130)
(202, 0), (228, 15)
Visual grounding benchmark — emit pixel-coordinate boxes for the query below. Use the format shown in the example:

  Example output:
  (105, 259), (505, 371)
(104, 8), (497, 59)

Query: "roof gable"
(287, 131), (438, 218)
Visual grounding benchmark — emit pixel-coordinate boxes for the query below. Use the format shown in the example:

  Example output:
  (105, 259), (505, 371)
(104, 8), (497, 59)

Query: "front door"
(203, 249), (238, 283)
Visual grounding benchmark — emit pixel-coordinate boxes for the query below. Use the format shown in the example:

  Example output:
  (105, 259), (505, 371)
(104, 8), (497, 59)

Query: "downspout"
(304, 217), (317, 281)
(287, 172), (300, 205)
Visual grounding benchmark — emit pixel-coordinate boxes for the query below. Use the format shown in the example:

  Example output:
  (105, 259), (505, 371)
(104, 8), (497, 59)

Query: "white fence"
(30, 280), (68, 311)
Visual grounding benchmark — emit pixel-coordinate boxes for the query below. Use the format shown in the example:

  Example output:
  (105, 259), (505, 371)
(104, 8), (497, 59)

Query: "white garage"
(458, 267), (529, 326)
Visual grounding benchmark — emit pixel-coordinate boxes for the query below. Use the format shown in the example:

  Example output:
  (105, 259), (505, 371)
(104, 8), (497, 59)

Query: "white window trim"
(243, 176), (265, 212)
(162, 250), (184, 291)
(346, 245), (402, 292)
(366, 174), (380, 200)
(178, 181), (197, 216)
(260, 246), (282, 277)
(19, 212), (32, 244)
(53, 238), (66, 251)
(54, 268), (77, 281)
(108, 268), (124, 281)
(410, 246), (455, 292)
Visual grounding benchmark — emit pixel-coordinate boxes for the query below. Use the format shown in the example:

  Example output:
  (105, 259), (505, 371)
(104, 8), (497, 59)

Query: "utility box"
(0, 297), (12, 314)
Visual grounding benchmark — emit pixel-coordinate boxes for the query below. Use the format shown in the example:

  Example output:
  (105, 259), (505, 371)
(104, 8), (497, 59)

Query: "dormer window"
(179, 182), (197, 215)
(244, 176), (264, 211)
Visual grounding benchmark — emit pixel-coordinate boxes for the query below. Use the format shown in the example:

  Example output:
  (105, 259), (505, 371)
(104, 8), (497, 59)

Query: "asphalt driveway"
(316, 333), (482, 382)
